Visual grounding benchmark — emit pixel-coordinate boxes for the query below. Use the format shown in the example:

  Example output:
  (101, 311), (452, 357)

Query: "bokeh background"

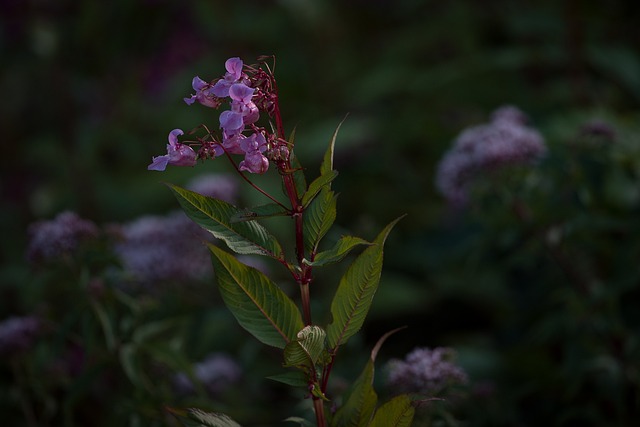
(2, 0), (640, 426)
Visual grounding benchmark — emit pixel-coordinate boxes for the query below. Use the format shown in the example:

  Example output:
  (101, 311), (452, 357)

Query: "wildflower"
(27, 211), (99, 262)
(173, 353), (242, 395)
(151, 56), (280, 175)
(435, 105), (546, 205)
(113, 211), (213, 284)
(238, 132), (269, 174)
(385, 347), (468, 396)
(210, 57), (247, 98)
(148, 129), (197, 171)
(183, 76), (221, 108)
(0, 316), (41, 357)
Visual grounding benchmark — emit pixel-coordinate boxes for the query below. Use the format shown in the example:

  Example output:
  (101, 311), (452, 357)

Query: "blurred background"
(2, 0), (640, 426)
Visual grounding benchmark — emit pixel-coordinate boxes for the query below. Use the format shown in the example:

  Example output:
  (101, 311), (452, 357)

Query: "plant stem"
(313, 397), (327, 427)
(300, 282), (312, 325)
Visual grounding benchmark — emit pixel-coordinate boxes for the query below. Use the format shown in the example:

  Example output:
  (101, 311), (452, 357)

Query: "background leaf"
(187, 408), (242, 427)
(168, 184), (283, 258)
(208, 244), (304, 349)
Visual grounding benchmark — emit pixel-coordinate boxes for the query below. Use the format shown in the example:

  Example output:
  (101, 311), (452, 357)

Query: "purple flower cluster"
(113, 211), (214, 284)
(27, 211), (100, 262)
(385, 347), (468, 396)
(173, 352), (242, 395)
(435, 105), (546, 205)
(149, 57), (277, 174)
(0, 316), (41, 356)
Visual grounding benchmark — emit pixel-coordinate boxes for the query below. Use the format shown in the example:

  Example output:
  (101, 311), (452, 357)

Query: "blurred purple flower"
(186, 173), (240, 203)
(27, 211), (99, 262)
(385, 347), (468, 396)
(0, 316), (41, 356)
(173, 353), (242, 395)
(113, 211), (213, 284)
(148, 129), (197, 171)
(435, 105), (546, 205)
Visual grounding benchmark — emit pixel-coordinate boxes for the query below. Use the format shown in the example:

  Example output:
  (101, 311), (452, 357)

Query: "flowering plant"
(149, 56), (414, 427)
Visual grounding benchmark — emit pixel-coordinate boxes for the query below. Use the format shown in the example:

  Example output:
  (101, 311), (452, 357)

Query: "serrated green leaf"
(332, 359), (377, 427)
(327, 217), (403, 350)
(302, 170), (339, 207)
(230, 203), (290, 223)
(320, 117), (346, 177)
(188, 408), (242, 427)
(304, 236), (372, 267)
(168, 184), (283, 258)
(303, 187), (337, 252)
(208, 244), (304, 349)
(369, 395), (415, 427)
(283, 325), (326, 369)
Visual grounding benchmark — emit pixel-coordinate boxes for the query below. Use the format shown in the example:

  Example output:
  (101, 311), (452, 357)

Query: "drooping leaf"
(230, 203), (290, 223)
(303, 187), (337, 253)
(208, 244), (304, 349)
(369, 395), (415, 427)
(332, 359), (377, 427)
(283, 325), (326, 369)
(267, 370), (309, 388)
(168, 184), (283, 258)
(188, 408), (243, 427)
(302, 170), (339, 208)
(304, 236), (372, 267)
(326, 217), (403, 350)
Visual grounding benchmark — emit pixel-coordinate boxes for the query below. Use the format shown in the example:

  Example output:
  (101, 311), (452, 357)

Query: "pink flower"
(183, 76), (220, 108)
(148, 129), (197, 171)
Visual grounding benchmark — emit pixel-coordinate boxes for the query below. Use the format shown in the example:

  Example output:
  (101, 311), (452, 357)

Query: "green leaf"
(119, 344), (144, 388)
(327, 217), (403, 350)
(304, 236), (372, 267)
(303, 187), (337, 253)
(302, 170), (339, 208)
(320, 117), (347, 177)
(290, 150), (307, 198)
(284, 417), (314, 427)
(332, 359), (377, 427)
(168, 184), (283, 258)
(230, 203), (290, 223)
(283, 325), (326, 369)
(267, 370), (309, 388)
(208, 244), (304, 349)
(188, 408), (242, 427)
(369, 395), (415, 427)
